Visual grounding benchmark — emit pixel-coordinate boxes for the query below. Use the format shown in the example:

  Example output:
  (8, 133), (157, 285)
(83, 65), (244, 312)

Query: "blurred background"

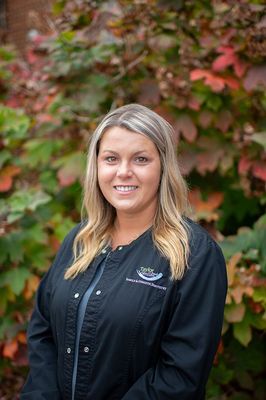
(0, 0), (265, 399)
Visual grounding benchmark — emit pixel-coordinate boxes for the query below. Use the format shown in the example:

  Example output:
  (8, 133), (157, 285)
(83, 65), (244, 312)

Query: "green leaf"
(249, 313), (266, 330)
(0, 233), (24, 263)
(51, 214), (76, 241)
(230, 334), (265, 373)
(252, 287), (266, 305)
(7, 211), (24, 224)
(0, 105), (30, 140)
(40, 170), (58, 192)
(9, 189), (52, 216)
(230, 393), (251, 400)
(0, 149), (11, 168)
(28, 191), (52, 211)
(235, 370), (254, 391)
(233, 319), (252, 346)
(0, 237), (9, 263)
(206, 95), (223, 111)
(7, 232), (24, 263)
(25, 244), (52, 271)
(0, 268), (30, 295)
(59, 30), (75, 43)
(22, 224), (48, 244)
(0, 47), (16, 61)
(210, 361), (234, 385)
(23, 138), (64, 167)
(0, 287), (8, 314)
(0, 315), (13, 340)
(251, 132), (266, 150)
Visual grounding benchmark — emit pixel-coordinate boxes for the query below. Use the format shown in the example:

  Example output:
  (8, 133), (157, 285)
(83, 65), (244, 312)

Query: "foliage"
(0, 0), (265, 398)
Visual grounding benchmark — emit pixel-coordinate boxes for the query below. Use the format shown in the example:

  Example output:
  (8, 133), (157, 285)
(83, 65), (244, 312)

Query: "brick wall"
(1, 0), (53, 52)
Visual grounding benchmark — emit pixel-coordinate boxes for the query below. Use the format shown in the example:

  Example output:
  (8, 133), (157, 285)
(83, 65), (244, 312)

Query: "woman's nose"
(116, 161), (133, 177)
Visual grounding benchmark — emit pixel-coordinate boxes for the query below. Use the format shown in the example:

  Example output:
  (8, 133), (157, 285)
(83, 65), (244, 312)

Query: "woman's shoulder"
(184, 216), (217, 246)
(183, 216), (225, 262)
(181, 217), (227, 285)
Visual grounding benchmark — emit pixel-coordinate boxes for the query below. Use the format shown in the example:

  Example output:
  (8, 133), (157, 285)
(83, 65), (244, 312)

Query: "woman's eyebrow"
(101, 149), (149, 155)
(101, 150), (118, 154)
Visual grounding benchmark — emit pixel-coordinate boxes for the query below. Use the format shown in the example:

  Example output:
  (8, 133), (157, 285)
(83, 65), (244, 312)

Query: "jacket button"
(66, 347), (71, 354)
(84, 346), (90, 353)
(96, 290), (101, 295)
(102, 249), (107, 254)
(74, 293), (80, 298)
(118, 246), (123, 250)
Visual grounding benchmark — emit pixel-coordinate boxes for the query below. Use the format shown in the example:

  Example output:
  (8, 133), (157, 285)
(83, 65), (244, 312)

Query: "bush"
(0, 1), (265, 398)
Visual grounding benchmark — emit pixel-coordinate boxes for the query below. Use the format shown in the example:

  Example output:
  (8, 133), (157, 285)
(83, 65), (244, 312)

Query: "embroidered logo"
(136, 267), (163, 281)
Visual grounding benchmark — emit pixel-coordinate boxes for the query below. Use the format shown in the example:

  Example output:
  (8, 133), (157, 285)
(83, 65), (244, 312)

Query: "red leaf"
(37, 113), (57, 123)
(12, 343), (28, 366)
(49, 235), (61, 252)
(191, 68), (240, 92)
(26, 49), (39, 64)
(190, 69), (210, 81)
(198, 110), (213, 128)
(17, 332), (27, 345)
(31, 34), (46, 46)
(212, 51), (235, 72)
(0, 165), (21, 192)
(174, 115), (197, 143)
(190, 69), (225, 92)
(5, 96), (23, 108)
(189, 189), (224, 214)
(248, 299), (264, 314)
(223, 76), (240, 90)
(187, 95), (201, 111)
(234, 58), (248, 78)
(252, 161), (266, 181)
(23, 275), (41, 300)
(214, 339), (224, 365)
(57, 168), (77, 187)
(225, 303), (246, 322)
(212, 46), (248, 78)
(3, 339), (18, 359)
(243, 65), (266, 91)
(196, 150), (223, 175)
(178, 150), (197, 175)
(238, 156), (252, 175)
(215, 110), (233, 133)
(154, 106), (175, 125)
(137, 79), (160, 106)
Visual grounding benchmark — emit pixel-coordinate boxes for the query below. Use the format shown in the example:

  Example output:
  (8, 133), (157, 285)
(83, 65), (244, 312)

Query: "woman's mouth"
(114, 185), (138, 192)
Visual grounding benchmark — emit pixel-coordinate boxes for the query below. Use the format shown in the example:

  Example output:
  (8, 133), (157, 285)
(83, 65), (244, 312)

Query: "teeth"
(115, 186), (137, 192)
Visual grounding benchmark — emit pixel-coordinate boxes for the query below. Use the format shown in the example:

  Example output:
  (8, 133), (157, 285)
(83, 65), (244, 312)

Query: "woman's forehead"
(98, 127), (157, 151)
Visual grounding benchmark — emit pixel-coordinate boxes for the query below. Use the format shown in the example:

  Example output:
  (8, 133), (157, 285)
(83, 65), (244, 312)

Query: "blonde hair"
(65, 104), (191, 280)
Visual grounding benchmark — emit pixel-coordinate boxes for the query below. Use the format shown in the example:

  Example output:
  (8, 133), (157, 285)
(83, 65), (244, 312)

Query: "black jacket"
(21, 219), (227, 400)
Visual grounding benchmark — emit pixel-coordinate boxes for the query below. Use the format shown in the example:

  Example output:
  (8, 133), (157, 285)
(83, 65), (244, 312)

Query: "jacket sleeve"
(122, 235), (228, 400)
(20, 225), (79, 400)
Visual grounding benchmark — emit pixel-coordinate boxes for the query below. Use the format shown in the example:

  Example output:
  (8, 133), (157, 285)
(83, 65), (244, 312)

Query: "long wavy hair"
(65, 104), (191, 280)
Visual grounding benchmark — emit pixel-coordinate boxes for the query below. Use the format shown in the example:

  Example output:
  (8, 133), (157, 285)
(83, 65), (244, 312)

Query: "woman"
(21, 104), (227, 400)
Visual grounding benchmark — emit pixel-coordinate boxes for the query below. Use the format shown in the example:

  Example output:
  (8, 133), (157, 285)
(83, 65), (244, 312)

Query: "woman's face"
(97, 127), (161, 218)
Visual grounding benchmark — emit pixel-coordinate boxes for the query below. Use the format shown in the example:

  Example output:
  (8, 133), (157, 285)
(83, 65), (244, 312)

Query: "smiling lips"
(114, 185), (138, 192)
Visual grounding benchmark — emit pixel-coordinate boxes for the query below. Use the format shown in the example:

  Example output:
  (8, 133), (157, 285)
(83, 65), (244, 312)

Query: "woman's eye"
(105, 156), (117, 163)
(136, 156), (148, 163)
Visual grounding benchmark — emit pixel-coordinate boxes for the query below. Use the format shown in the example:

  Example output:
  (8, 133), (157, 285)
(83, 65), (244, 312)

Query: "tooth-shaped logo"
(136, 267), (163, 281)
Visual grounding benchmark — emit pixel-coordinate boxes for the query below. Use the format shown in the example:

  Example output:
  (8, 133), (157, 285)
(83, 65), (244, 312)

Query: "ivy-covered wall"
(0, 1), (265, 398)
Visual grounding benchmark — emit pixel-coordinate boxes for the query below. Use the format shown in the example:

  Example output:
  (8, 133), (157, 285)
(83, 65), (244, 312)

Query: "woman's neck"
(111, 213), (154, 249)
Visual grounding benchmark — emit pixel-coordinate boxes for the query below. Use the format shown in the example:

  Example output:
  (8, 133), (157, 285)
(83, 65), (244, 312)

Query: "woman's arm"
(20, 272), (61, 399)
(20, 225), (80, 400)
(122, 238), (227, 400)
